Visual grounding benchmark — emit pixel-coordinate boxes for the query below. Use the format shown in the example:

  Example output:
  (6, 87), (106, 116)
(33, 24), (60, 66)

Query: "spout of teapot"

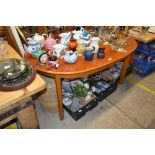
(27, 37), (32, 42)
(42, 34), (48, 40)
(23, 44), (29, 52)
(55, 39), (58, 43)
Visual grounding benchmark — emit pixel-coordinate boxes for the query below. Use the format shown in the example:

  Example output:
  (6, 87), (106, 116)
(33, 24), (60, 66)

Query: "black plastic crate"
(63, 97), (98, 121)
(87, 73), (118, 102)
(92, 82), (118, 102)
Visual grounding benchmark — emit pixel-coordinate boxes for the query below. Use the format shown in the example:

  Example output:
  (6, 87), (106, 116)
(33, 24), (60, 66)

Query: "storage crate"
(133, 57), (155, 77)
(62, 79), (98, 121)
(63, 97), (98, 121)
(89, 79), (117, 102)
(87, 72), (118, 102)
(136, 41), (155, 59)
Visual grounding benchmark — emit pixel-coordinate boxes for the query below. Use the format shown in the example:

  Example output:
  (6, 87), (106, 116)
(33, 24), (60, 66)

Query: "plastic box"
(87, 73), (118, 102)
(136, 41), (155, 59)
(89, 79), (117, 102)
(63, 97), (98, 121)
(133, 57), (155, 77)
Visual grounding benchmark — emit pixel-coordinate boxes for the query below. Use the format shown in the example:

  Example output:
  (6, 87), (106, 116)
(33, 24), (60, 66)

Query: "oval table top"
(24, 37), (137, 78)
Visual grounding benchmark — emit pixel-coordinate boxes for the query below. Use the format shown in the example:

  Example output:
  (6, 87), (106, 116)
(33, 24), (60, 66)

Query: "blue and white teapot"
(63, 50), (78, 64)
(24, 38), (42, 56)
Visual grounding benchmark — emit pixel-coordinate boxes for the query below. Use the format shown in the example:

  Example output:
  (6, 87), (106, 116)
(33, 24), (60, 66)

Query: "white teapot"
(53, 44), (66, 58)
(33, 33), (46, 48)
(63, 50), (78, 64)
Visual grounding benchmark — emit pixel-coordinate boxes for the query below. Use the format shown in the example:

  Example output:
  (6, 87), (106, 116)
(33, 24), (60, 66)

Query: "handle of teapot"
(56, 39), (59, 43)
(42, 34), (48, 40)
(27, 37), (31, 41)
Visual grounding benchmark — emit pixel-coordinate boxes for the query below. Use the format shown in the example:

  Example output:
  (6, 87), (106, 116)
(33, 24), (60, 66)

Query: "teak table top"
(25, 37), (137, 77)
(0, 45), (46, 110)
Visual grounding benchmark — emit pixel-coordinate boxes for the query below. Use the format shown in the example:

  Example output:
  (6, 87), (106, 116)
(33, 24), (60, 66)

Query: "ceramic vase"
(91, 37), (100, 53)
(84, 50), (94, 61)
(97, 47), (105, 58)
(68, 38), (78, 51)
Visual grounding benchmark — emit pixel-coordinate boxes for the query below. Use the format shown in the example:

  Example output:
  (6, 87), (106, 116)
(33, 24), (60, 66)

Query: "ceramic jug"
(79, 28), (91, 46)
(43, 33), (58, 52)
(59, 32), (72, 46)
(91, 37), (100, 53)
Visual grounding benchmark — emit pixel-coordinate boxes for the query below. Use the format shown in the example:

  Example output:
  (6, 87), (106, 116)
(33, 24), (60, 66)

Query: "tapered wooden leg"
(130, 52), (137, 74)
(119, 55), (131, 84)
(55, 75), (64, 120)
(17, 105), (39, 129)
(130, 52), (135, 65)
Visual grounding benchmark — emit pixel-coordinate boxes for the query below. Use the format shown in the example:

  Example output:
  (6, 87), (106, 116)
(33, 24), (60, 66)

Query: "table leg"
(129, 52), (137, 74)
(130, 52), (135, 65)
(119, 55), (131, 84)
(55, 75), (64, 120)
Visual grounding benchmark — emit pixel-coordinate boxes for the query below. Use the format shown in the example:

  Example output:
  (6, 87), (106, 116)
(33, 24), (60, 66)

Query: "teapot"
(68, 38), (78, 51)
(43, 33), (58, 52)
(24, 38), (41, 56)
(59, 32), (72, 46)
(33, 33), (45, 48)
(63, 50), (78, 64)
(53, 44), (66, 58)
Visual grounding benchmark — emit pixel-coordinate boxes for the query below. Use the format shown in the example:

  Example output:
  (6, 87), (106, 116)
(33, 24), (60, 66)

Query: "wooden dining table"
(25, 37), (137, 121)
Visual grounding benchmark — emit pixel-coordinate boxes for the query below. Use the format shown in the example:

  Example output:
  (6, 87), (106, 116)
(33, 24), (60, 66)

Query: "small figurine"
(48, 52), (59, 69)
